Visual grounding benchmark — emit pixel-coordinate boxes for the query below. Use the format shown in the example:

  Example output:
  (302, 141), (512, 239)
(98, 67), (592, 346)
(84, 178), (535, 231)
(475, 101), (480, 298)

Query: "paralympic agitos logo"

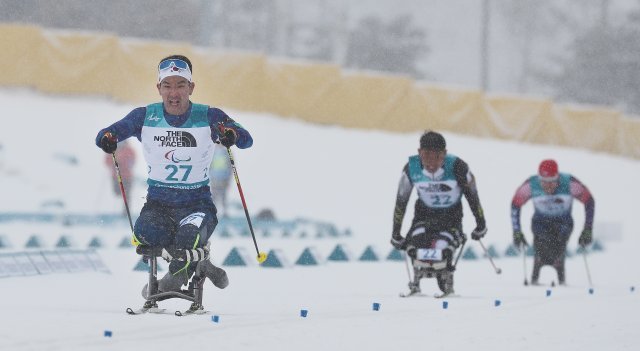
(165, 149), (191, 163)
(153, 131), (197, 147)
(155, 131), (196, 163)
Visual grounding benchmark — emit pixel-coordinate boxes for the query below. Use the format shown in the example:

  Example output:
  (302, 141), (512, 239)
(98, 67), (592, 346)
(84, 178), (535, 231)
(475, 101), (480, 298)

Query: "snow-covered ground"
(0, 89), (638, 350)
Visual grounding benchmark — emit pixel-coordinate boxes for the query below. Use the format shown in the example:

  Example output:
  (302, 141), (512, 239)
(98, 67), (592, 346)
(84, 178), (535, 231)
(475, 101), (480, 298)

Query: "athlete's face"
(540, 179), (559, 194)
(419, 148), (446, 173)
(157, 76), (194, 116)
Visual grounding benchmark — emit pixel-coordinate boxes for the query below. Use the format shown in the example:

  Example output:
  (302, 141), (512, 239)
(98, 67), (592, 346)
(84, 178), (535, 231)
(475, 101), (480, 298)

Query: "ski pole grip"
(136, 246), (163, 257)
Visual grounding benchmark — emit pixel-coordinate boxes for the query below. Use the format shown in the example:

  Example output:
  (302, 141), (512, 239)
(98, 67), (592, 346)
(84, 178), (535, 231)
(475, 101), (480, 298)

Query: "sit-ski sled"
(126, 246), (209, 317)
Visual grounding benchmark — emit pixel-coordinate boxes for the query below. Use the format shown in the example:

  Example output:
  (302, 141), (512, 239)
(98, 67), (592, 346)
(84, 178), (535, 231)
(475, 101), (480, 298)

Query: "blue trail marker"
(372, 302), (380, 311)
(212, 315), (220, 323)
(494, 299), (501, 307)
(442, 301), (449, 309)
(104, 330), (112, 337)
(300, 309), (308, 317)
(546, 289), (552, 297)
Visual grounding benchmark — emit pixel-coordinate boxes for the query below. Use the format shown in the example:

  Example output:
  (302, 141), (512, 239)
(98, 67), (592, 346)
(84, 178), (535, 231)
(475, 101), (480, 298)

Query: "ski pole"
(581, 245), (593, 287)
(478, 238), (502, 274)
(522, 243), (529, 286)
(402, 250), (412, 283)
(453, 236), (466, 268)
(111, 152), (138, 245)
(225, 146), (267, 263)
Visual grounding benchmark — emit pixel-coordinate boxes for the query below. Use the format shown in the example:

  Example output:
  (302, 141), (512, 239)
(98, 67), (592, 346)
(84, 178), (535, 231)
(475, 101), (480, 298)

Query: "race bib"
(416, 248), (443, 261)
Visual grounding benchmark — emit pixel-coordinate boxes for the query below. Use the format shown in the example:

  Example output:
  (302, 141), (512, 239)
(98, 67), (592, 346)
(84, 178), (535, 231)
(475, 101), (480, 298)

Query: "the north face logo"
(419, 183), (452, 193)
(153, 131), (197, 147)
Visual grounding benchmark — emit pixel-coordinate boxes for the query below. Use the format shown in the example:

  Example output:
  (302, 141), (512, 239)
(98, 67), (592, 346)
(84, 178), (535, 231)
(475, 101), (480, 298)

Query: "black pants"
(134, 199), (217, 278)
(532, 235), (569, 284)
(531, 215), (573, 284)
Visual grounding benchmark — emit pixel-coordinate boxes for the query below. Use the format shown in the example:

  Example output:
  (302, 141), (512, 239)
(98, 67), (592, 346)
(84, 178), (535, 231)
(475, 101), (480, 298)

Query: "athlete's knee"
(175, 212), (216, 249)
(134, 222), (171, 247)
(407, 223), (426, 239)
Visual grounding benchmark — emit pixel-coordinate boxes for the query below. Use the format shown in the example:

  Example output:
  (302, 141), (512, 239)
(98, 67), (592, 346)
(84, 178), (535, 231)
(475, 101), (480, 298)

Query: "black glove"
(99, 132), (117, 154)
(219, 128), (237, 148)
(578, 229), (592, 247)
(513, 230), (528, 248)
(390, 233), (406, 250)
(471, 223), (487, 240)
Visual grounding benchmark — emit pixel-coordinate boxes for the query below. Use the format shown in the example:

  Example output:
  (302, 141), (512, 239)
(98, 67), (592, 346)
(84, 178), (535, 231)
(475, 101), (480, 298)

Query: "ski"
(399, 290), (425, 298)
(433, 292), (458, 299)
(126, 307), (168, 315)
(126, 306), (210, 316)
(174, 302), (209, 316)
(175, 308), (209, 316)
(399, 291), (458, 298)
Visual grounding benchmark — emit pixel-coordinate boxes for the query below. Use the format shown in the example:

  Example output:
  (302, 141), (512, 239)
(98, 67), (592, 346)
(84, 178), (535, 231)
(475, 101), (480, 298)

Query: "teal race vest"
(529, 173), (573, 217)
(141, 103), (214, 190)
(408, 154), (462, 209)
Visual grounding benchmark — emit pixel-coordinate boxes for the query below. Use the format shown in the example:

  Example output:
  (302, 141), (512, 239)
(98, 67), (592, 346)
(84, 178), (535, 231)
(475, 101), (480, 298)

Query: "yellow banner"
(0, 23), (638, 159)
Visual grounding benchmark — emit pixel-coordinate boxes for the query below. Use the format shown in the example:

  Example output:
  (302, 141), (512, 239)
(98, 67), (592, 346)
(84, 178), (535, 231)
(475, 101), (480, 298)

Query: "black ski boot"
(408, 280), (421, 294)
(197, 260), (229, 289)
(436, 271), (454, 297)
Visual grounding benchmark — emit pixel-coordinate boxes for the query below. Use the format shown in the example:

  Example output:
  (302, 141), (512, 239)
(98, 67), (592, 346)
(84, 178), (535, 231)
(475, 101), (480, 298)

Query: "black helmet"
(420, 131), (446, 151)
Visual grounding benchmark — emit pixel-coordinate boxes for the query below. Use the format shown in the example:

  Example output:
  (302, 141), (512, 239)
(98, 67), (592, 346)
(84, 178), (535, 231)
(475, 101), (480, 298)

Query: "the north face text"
(153, 131), (197, 147)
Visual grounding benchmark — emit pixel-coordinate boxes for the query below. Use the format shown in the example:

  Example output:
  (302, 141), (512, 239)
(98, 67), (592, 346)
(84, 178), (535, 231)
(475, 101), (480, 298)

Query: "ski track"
(0, 89), (639, 350)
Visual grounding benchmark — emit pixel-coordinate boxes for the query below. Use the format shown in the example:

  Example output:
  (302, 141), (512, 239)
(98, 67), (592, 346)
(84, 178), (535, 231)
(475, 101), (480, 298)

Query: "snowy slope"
(0, 89), (639, 351)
